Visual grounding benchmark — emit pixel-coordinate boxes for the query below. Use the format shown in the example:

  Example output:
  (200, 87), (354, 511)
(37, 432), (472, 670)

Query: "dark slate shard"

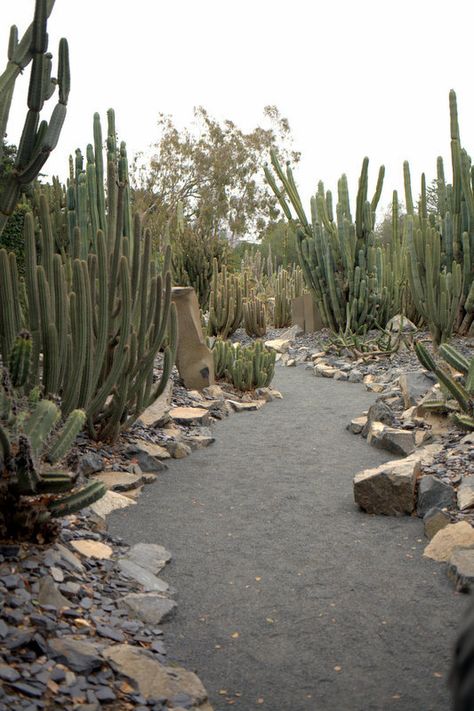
(95, 686), (116, 702)
(417, 475), (455, 517)
(0, 664), (20, 682)
(0, 574), (21, 590)
(0, 620), (9, 638)
(95, 625), (125, 643)
(48, 637), (103, 674)
(9, 681), (44, 698)
(5, 629), (34, 650)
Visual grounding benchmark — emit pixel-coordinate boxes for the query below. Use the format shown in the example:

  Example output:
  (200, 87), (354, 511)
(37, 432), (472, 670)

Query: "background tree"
(132, 106), (299, 246)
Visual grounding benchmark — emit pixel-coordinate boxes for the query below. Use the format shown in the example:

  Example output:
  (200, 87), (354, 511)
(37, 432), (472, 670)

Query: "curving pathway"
(109, 366), (466, 711)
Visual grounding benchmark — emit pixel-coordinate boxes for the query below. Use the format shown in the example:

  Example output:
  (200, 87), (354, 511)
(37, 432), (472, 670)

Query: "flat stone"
(399, 371), (435, 408)
(166, 441), (192, 459)
(313, 363), (338, 378)
(417, 477), (455, 516)
(124, 543), (172, 574)
(130, 440), (170, 459)
(183, 434), (215, 450)
(119, 593), (177, 625)
(49, 637), (103, 673)
(353, 445), (442, 516)
(227, 400), (265, 413)
(70, 540), (113, 560)
(448, 547), (474, 591)
(461, 432), (474, 446)
(423, 507), (450, 539)
(138, 381), (173, 427)
(125, 448), (167, 473)
(91, 471), (144, 492)
(367, 423), (416, 457)
(38, 576), (71, 609)
(117, 559), (169, 593)
(366, 382), (386, 393)
(102, 645), (208, 704)
(348, 416), (367, 434)
(170, 407), (210, 425)
(458, 477), (474, 511)
(90, 490), (136, 517)
(424, 522), (474, 562)
(0, 664), (21, 682)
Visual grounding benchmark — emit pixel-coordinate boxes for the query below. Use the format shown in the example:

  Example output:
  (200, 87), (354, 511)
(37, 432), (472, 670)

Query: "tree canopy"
(131, 106), (299, 245)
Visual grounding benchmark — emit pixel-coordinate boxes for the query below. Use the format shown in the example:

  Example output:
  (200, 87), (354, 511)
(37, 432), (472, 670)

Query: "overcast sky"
(2, 0), (474, 217)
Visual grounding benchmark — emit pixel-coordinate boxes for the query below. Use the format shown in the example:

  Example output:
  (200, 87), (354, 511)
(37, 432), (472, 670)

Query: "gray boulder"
(417, 476), (455, 517)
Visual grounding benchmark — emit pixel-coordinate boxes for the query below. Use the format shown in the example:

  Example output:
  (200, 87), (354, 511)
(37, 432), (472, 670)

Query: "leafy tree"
(0, 142), (28, 273)
(259, 219), (298, 267)
(132, 106), (299, 245)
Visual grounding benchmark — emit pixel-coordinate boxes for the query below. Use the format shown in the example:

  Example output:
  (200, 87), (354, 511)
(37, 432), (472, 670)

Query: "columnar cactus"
(208, 259), (243, 338)
(243, 295), (267, 338)
(0, 0), (70, 234)
(210, 338), (275, 391)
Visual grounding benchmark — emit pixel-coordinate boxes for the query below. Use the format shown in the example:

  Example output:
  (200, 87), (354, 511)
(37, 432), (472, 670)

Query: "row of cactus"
(402, 91), (474, 342)
(0, 111), (177, 443)
(211, 338), (276, 391)
(415, 341), (474, 430)
(265, 152), (399, 333)
(0, 0), (69, 235)
(0, 333), (105, 541)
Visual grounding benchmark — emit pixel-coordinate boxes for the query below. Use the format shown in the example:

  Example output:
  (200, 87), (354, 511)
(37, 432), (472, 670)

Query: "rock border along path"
(109, 365), (466, 711)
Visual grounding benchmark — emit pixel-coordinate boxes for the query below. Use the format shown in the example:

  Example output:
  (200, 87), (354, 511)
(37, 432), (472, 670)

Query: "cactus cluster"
(0, 0), (70, 235)
(211, 338), (276, 391)
(0, 334), (105, 542)
(415, 341), (474, 429)
(208, 259), (243, 338)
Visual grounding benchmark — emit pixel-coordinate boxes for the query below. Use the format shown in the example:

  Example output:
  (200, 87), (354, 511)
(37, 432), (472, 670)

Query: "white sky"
(2, 0), (474, 217)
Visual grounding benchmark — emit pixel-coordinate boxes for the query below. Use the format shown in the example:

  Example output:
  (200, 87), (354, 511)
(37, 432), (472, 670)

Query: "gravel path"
(109, 366), (466, 711)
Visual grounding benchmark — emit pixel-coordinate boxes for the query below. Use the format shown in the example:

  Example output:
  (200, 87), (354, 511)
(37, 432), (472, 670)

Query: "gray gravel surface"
(109, 366), (467, 711)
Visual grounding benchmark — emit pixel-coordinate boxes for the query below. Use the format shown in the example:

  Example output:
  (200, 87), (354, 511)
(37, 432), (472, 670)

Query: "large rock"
(367, 422), (416, 457)
(348, 416), (367, 435)
(353, 445), (442, 516)
(399, 371), (435, 408)
(264, 337), (291, 354)
(130, 440), (170, 460)
(119, 593), (177, 625)
(227, 400), (265, 413)
(423, 521), (474, 562)
(423, 507), (450, 539)
(458, 477), (474, 511)
(448, 548), (474, 591)
(70, 540), (113, 559)
(417, 476), (455, 516)
(172, 286), (214, 390)
(138, 381), (173, 427)
(49, 637), (103, 673)
(117, 559), (169, 593)
(102, 644), (208, 704)
(125, 445), (167, 473)
(386, 314), (417, 333)
(361, 401), (395, 436)
(91, 470), (145, 492)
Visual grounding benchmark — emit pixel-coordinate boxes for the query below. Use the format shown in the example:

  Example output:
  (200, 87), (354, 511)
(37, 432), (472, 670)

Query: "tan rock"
(90, 489), (136, 517)
(365, 382), (385, 393)
(166, 441), (192, 459)
(170, 407), (210, 425)
(264, 337), (291, 353)
(102, 644), (208, 703)
(348, 416), (367, 434)
(458, 478), (474, 511)
(91, 471), (144, 492)
(172, 286), (214, 390)
(424, 521), (474, 562)
(70, 540), (113, 559)
(203, 384), (225, 400)
(313, 363), (338, 378)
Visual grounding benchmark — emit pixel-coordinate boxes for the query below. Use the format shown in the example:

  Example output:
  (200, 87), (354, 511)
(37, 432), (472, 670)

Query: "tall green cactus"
(265, 154), (398, 332)
(208, 259), (243, 338)
(0, 111), (177, 443)
(210, 338), (276, 391)
(0, 0), (70, 234)
(243, 294), (267, 338)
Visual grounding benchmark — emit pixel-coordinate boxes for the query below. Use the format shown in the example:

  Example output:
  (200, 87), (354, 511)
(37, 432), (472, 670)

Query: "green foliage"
(211, 338), (276, 391)
(0, 351), (105, 542)
(0, 0), (70, 234)
(415, 341), (474, 429)
(0, 201), (29, 274)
